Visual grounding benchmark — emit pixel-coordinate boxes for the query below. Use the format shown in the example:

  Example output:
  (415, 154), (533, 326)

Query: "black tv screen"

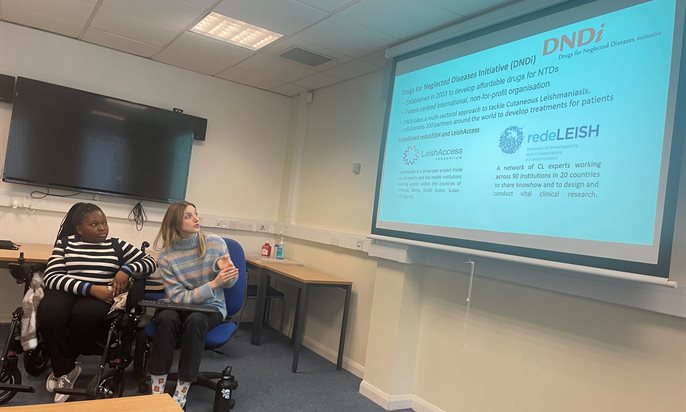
(3, 77), (196, 203)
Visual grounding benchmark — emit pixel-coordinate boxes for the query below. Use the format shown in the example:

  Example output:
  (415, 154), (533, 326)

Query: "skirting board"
(302, 334), (364, 378)
(359, 380), (446, 412)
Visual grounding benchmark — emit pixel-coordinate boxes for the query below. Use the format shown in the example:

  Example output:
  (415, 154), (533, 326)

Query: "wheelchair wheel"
(23, 348), (50, 376)
(87, 369), (125, 399)
(0, 368), (22, 404)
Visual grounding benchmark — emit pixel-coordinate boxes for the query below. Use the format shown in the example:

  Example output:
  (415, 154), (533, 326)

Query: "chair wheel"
(23, 348), (50, 376)
(0, 368), (21, 404)
(87, 369), (125, 399)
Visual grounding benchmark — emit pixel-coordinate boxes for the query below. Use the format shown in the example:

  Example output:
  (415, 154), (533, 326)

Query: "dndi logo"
(403, 145), (420, 165)
(499, 126), (523, 154)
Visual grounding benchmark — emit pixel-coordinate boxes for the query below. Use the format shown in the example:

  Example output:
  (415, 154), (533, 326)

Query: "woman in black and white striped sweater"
(37, 202), (159, 403)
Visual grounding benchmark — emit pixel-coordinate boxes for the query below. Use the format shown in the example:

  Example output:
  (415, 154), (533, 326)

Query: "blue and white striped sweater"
(158, 233), (235, 318)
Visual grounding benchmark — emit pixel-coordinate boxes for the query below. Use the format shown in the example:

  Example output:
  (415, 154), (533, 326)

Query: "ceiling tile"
(270, 83), (309, 97)
(263, 37), (352, 72)
(1, 4), (86, 38)
(292, 16), (396, 58)
(233, 53), (315, 83)
(215, 66), (285, 90)
(324, 59), (379, 80)
(181, 0), (216, 8)
(337, 0), (459, 40)
(294, 0), (360, 13)
(91, 7), (180, 47)
(213, 0), (329, 36)
(294, 72), (341, 90)
(427, 0), (515, 16)
(83, 27), (163, 57)
(154, 32), (253, 75)
(2, 0), (96, 23)
(359, 50), (387, 68)
(100, 0), (205, 29)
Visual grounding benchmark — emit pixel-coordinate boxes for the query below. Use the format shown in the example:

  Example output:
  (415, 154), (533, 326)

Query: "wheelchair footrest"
(0, 383), (35, 393)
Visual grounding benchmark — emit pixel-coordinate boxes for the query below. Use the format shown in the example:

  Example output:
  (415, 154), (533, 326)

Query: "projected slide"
(374, 0), (685, 273)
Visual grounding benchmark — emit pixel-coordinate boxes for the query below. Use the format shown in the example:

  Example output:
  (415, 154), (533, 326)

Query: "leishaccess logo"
(499, 126), (524, 154)
(403, 145), (420, 165)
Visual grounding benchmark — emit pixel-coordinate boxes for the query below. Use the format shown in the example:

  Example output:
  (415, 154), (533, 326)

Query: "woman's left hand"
(112, 270), (130, 296)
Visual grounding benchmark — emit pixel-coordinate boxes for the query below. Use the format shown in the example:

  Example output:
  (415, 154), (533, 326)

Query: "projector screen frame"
(371, 0), (686, 278)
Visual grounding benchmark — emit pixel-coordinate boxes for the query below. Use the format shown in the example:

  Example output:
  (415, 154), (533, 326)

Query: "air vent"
(279, 47), (334, 67)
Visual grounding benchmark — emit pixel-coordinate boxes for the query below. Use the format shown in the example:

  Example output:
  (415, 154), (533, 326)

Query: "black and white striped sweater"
(44, 235), (160, 296)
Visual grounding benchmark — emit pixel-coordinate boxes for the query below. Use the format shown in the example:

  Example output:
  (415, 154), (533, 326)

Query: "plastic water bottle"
(213, 366), (237, 411)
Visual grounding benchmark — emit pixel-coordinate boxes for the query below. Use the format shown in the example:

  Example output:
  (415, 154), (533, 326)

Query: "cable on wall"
(128, 201), (147, 231)
(462, 258), (476, 347)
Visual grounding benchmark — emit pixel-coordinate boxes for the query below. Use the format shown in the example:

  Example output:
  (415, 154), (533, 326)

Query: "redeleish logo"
(403, 145), (420, 165)
(499, 126), (524, 154)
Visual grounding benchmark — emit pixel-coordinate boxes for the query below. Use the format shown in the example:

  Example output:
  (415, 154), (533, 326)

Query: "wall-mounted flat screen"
(3, 77), (196, 203)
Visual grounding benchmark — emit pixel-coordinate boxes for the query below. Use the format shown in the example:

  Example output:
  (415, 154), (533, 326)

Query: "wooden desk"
(1, 394), (182, 411)
(246, 257), (352, 373)
(0, 243), (53, 265)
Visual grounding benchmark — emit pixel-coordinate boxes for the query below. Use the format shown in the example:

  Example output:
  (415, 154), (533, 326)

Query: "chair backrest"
(222, 238), (247, 318)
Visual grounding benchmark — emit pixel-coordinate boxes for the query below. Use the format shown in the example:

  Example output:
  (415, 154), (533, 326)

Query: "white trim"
(359, 380), (414, 410)
(302, 334), (364, 379)
(412, 396), (447, 412)
(368, 235), (678, 288)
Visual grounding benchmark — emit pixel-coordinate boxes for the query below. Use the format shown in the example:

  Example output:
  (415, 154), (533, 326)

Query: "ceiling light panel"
(191, 12), (283, 50)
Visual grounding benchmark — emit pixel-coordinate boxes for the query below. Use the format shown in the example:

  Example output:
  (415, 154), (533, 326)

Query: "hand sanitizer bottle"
(275, 238), (284, 260)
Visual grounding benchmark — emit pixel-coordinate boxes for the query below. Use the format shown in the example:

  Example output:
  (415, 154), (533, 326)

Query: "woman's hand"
(90, 285), (114, 304)
(211, 265), (238, 289)
(217, 254), (233, 270)
(112, 270), (129, 296)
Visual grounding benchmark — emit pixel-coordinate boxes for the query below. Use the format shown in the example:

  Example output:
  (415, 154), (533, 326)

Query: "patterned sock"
(173, 380), (191, 408)
(150, 374), (167, 395)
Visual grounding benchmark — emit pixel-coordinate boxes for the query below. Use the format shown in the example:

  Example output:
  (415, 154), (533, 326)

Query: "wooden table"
(0, 243), (53, 265)
(1, 394), (182, 411)
(246, 257), (352, 373)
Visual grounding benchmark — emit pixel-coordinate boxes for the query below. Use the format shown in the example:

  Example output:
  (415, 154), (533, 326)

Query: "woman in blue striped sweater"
(147, 201), (238, 409)
(37, 202), (159, 403)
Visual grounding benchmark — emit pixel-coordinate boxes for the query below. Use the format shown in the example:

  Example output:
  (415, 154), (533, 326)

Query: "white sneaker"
(45, 373), (57, 392)
(53, 364), (82, 403)
(47, 362), (79, 392)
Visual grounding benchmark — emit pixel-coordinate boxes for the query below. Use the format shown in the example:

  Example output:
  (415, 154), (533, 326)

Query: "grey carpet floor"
(0, 323), (410, 411)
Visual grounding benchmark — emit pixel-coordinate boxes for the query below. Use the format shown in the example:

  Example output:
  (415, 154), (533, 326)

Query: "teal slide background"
(377, 0), (676, 246)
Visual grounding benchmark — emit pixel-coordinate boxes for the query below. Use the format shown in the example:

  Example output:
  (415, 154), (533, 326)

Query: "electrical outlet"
(356, 240), (363, 249)
(329, 235), (340, 246)
(257, 224), (267, 232)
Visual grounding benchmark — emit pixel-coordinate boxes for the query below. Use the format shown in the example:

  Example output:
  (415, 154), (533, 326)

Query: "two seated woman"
(36, 201), (238, 409)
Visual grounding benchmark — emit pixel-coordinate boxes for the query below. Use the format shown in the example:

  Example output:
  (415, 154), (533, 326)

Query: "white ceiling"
(0, 0), (517, 97)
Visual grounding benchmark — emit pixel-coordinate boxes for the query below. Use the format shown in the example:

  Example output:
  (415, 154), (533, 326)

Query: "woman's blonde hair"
(154, 201), (206, 257)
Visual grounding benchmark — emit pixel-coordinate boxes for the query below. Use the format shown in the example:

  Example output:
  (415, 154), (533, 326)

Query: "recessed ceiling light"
(191, 12), (283, 51)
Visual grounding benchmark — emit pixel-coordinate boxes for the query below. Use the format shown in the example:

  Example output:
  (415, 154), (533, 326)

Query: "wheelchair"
(53, 242), (155, 400)
(0, 253), (51, 405)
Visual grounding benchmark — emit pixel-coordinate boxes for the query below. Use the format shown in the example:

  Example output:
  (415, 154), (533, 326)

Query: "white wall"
(0, 22), (292, 318)
(2, 18), (685, 412)
(285, 69), (686, 411)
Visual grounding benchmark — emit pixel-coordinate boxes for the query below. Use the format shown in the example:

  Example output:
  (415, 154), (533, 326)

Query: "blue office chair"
(135, 237), (247, 393)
